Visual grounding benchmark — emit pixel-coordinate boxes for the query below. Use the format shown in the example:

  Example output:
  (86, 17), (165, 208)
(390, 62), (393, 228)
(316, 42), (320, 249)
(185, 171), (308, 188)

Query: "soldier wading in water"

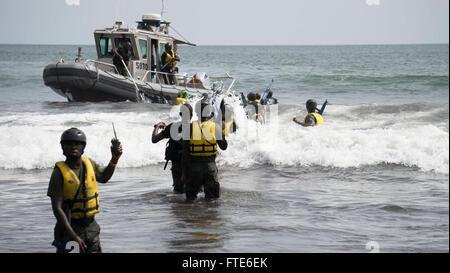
(47, 128), (122, 253)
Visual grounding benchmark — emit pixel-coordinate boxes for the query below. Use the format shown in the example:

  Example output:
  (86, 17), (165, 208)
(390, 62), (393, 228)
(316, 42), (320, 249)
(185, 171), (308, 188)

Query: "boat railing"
(82, 59), (236, 95)
(84, 59), (119, 74)
(141, 70), (209, 90)
(209, 74), (236, 95)
(142, 70), (177, 87)
(141, 70), (236, 94)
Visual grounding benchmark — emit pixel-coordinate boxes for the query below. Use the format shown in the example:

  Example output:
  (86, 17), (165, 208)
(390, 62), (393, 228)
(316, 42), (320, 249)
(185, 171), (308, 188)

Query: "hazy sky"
(0, 0), (448, 45)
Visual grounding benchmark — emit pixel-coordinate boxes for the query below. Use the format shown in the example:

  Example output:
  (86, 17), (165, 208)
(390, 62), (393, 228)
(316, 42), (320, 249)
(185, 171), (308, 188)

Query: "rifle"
(160, 51), (180, 71)
(260, 79), (274, 104)
(240, 92), (248, 107)
(316, 100), (328, 115)
(210, 84), (218, 117)
(163, 140), (170, 170)
(160, 56), (174, 71)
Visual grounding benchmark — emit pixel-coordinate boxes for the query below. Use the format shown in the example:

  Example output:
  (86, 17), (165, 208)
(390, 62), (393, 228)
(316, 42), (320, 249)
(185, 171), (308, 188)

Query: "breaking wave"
(0, 98), (448, 174)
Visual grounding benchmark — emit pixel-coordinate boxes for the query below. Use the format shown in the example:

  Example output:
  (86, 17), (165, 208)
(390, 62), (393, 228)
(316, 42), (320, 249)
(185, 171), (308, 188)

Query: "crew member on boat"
(161, 43), (180, 85)
(113, 42), (132, 76)
(173, 44), (180, 74)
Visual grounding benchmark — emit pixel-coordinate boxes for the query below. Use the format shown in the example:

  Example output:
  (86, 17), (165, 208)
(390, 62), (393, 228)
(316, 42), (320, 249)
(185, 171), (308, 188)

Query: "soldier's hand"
(110, 141), (123, 161)
(75, 236), (87, 254)
(155, 122), (166, 130)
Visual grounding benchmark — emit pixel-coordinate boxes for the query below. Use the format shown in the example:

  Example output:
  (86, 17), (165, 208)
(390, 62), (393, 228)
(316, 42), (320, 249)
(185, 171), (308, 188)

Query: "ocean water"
(0, 44), (448, 253)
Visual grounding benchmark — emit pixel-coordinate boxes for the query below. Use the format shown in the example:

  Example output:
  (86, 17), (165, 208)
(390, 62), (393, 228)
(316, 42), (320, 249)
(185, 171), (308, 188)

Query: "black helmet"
(247, 92), (256, 101)
(179, 103), (193, 120)
(196, 99), (211, 118)
(60, 128), (86, 144)
(306, 99), (317, 113)
(165, 43), (172, 50)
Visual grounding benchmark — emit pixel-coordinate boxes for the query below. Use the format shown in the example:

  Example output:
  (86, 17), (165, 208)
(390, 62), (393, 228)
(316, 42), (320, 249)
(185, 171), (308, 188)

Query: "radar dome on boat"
(142, 14), (161, 22)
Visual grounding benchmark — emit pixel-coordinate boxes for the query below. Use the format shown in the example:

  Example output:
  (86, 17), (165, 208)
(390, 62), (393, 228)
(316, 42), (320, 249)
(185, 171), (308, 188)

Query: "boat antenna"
(160, 0), (193, 45)
(114, 0), (121, 22)
(160, 0), (166, 19)
(169, 24), (193, 45)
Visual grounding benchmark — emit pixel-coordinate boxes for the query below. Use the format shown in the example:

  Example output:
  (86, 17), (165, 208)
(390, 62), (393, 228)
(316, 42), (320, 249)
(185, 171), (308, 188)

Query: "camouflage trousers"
(52, 218), (102, 253)
(185, 161), (220, 200)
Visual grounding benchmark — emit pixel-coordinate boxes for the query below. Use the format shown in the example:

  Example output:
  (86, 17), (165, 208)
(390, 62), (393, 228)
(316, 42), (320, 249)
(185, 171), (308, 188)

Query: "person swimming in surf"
(243, 92), (264, 123)
(293, 99), (327, 127)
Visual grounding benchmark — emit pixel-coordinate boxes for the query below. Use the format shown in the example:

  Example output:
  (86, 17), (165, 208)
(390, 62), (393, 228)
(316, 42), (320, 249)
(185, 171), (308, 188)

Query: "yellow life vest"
(56, 157), (100, 219)
(303, 112), (324, 125)
(254, 99), (261, 104)
(175, 97), (185, 105)
(222, 119), (236, 136)
(190, 120), (217, 157)
(163, 50), (176, 68)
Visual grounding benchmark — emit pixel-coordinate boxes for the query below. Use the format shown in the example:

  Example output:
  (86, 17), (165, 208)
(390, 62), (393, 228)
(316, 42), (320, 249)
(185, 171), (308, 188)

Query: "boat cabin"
(93, 14), (194, 85)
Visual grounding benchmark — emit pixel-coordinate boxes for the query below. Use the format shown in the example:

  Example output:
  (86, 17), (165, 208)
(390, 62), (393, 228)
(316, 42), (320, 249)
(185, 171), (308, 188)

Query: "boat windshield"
(99, 37), (113, 57)
(139, 39), (148, 59)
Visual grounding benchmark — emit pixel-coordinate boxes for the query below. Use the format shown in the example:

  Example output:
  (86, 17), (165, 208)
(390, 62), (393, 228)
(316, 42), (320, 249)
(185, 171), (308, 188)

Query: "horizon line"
(0, 42), (448, 47)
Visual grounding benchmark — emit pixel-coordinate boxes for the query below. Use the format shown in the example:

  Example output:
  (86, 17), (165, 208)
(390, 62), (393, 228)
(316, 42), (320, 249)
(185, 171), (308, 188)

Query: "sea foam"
(0, 101), (448, 174)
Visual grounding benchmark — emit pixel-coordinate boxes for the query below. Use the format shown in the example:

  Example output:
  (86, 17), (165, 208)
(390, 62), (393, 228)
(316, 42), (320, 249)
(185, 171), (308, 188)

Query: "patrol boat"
(42, 14), (235, 103)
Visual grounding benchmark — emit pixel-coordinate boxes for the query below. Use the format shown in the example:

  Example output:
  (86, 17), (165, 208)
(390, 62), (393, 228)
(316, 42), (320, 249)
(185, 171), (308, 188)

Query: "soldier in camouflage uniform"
(181, 100), (227, 201)
(47, 128), (122, 253)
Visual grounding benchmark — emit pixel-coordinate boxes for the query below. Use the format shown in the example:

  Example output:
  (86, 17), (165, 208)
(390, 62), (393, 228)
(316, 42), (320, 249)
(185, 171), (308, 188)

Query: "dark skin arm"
(50, 196), (87, 253)
(215, 122), (227, 150)
(112, 47), (130, 69)
(97, 142), (123, 183)
(152, 122), (167, 143)
(293, 116), (316, 127)
(112, 48), (121, 59)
